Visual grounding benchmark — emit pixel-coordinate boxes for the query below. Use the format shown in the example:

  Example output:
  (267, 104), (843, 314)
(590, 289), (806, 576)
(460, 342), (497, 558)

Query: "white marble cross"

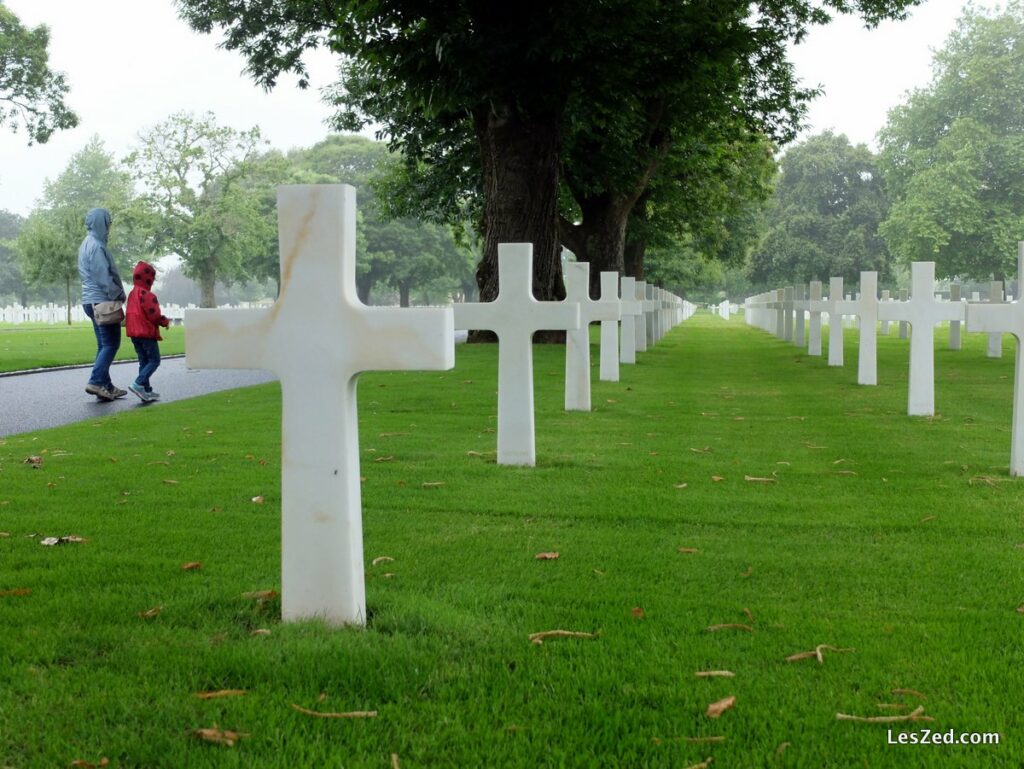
(793, 284), (807, 347)
(897, 288), (909, 338)
(948, 284), (962, 350)
(783, 286), (795, 341)
(826, 277), (844, 367)
(834, 272), (880, 385)
(774, 288), (786, 339)
(879, 289), (891, 335)
(877, 261), (964, 416)
(619, 276), (642, 365)
(634, 280), (649, 353)
(644, 284), (660, 347)
(598, 271), (623, 381)
(453, 244), (580, 465)
(967, 242), (1024, 474)
(987, 281), (1004, 358)
(563, 262), (619, 410)
(807, 280), (824, 356)
(185, 185), (455, 626)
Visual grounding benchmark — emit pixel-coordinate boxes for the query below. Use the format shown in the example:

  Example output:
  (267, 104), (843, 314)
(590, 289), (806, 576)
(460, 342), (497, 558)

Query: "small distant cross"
(807, 281), (824, 356)
(598, 271), (624, 382)
(619, 277), (643, 365)
(834, 272), (880, 386)
(563, 262), (619, 410)
(825, 277), (845, 367)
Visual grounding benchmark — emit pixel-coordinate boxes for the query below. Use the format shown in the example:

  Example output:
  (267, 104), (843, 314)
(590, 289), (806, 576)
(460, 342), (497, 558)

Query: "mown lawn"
(1, 313), (1021, 768)
(0, 323), (186, 373)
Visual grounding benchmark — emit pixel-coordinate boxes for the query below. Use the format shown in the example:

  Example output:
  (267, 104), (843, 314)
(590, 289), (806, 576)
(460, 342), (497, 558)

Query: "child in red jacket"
(125, 261), (170, 402)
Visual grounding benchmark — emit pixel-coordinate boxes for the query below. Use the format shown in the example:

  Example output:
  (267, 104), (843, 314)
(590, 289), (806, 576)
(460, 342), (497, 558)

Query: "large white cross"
(987, 281), (1004, 358)
(807, 281), (824, 356)
(185, 185), (454, 626)
(598, 271), (624, 381)
(877, 261), (964, 416)
(834, 271), (880, 386)
(452, 244), (580, 465)
(967, 242), (1024, 474)
(826, 277), (844, 367)
(618, 276), (643, 365)
(563, 262), (619, 410)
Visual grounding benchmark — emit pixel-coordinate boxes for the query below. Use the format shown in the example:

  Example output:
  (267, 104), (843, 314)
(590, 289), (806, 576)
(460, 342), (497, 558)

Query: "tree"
(878, 2), (1024, 281)
(127, 112), (276, 307)
(14, 137), (142, 322)
(746, 131), (891, 286)
(0, 3), (77, 144)
(176, 0), (919, 318)
(0, 209), (28, 304)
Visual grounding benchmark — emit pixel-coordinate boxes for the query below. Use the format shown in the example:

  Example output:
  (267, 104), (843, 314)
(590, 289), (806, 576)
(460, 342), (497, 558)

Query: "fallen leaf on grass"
(241, 590), (278, 602)
(528, 629), (597, 645)
(701, 412), (719, 417)
(69, 759), (109, 768)
(705, 695), (735, 719)
(181, 562), (203, 571)
(1017, 604), (1024, 614)
(919, 515), (937, 523)
(534, 552), (560, 560)
(694, 670), (734, 678)
(775, 742), (790, 756)
(195, 690), (247, 700)
(251, 629), (272, 636)
(0, 532), (10, 537)
(147, 461), (170, 466)
(742, 608), (754, 622)
(631, 607), (645, 619)
(194, 727), (248, 746)
(707, 624), (753, 633)
(836, 705), (933, 724)
(678, 547), (699, 554)
(40, 535), (86, 546)
(744, 475), (776, 483)
(23, 456), (43, 467)
(466, 451), (484, 457)
(786, 644), (854, 664)
(378, 432), (408, 438)
(162, 479), (180, 485)
(421, 481), (445, 489)
(969, 476), (1001, 487)
(371, 556), (395, 566)
(803, 442), (827, 449)
(290, 703), (377, 719)
(0, 588), (31, 597)
(251, 496), (265, 504)
(374, 456), (395, 463)
(892, 688), (927, 699)
(391, 754), (400, 769)
(834, 470), (858, 476)
(740, 566), (753, 578)
(711, 475), (725, 482)
(689, 447), (712, 454)
(833, 458), (852, 465)
(138, 606), (162, 619)
(683, 759), (714, 769)
(673, 483), (689, 489)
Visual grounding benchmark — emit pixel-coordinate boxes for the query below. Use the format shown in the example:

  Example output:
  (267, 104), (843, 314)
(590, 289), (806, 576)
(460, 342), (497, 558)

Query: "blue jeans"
(83, 304), (122, 388)
(131, 338), (161, 391)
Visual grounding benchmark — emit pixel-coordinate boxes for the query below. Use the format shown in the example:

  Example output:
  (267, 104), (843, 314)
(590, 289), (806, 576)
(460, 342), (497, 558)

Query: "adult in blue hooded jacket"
(78, 208), (127, 400)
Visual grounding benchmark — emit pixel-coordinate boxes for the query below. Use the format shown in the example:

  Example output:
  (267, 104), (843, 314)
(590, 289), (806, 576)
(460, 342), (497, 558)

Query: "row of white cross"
(744, 248), (1024, 479)
(183, 185), (696, 625)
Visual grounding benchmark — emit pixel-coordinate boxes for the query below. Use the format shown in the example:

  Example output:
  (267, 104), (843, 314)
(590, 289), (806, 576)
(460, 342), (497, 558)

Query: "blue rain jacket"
(78, 208), (125, 304)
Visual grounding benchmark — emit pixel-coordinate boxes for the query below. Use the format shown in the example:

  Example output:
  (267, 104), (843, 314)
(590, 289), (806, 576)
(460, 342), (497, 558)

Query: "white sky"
(0, 0), (966, 217)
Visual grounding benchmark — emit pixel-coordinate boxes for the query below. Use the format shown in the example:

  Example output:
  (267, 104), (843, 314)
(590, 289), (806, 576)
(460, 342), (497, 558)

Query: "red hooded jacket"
(126, 261), (170, 340)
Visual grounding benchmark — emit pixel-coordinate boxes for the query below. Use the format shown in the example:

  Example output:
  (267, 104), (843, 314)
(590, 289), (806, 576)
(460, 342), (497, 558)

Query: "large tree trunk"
(625, 195), (651, 280)
(560, 193), (633, 298)
(472, 101), (565, 343)
(398, 282), (411, 308)
(199, 267), (216, 308)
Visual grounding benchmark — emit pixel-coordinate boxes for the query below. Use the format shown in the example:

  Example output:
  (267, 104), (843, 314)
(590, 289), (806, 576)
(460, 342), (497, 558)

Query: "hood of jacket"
(85, 208), (111, 244)
(133, 260), (156, 289)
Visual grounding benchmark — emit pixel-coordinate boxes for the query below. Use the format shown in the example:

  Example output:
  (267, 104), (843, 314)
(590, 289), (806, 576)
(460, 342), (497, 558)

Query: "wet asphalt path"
(0, 357), (275, 438)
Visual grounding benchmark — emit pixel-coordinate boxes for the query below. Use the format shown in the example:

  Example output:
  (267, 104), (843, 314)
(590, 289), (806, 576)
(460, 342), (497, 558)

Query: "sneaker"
(111, 386), (128, 399)
(128, 382), (147, 401)
(85, 383), (104, 397)
(92, 385), (116, 402)
(145, 390), (161, 402)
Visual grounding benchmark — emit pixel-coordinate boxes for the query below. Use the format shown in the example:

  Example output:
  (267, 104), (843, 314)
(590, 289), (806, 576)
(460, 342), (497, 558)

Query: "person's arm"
(84, 243), (125, 301)
(151, 292), (171, 328)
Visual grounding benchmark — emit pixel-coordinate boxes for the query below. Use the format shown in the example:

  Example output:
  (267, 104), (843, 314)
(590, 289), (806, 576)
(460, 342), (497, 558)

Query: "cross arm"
(185, 308), (275, 372)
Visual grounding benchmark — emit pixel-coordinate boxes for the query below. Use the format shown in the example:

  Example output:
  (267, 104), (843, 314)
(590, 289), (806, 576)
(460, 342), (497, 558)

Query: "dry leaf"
(892, 688), (927, 699)
(742, 608), (754, 622)
(70, 759), (109, 768)
(181, 562), (203, 571)
(0, 532), (10, 537)
(606, 399), (618, 403)
(836, 705), (933, 724)
(732, 416), (745, 421)
(740, 566), (753, 578)
(535, 552), (560, 560)
(421, 481), (445, 488)
(138, 606), (162, 619)
(466, 451), (484, 457)
(673, 483), (689, 489)
(678, 547), (699, 554)
(694, 670), (735, 678)
(705, 695), (735, 719)
(744, 475), (776, 483)
(194, 690), (247, 700)
(193, 727), (248, 746)
(711, 475), (725, 482)
(251, 628), (272, 636)
(1017, 604), (1024, 614)
(23, 456), (43, 467)
(378, 432), (408, 437)
(41, 535), (86, 546)
(0, 588), (31, 597)
(631, 606), (645, 619)
(528, 629), (597, 645)
(689, 447), (712, 454)
(785, 644), (854, 664)
(391, 754), (400, 769)
(147, 461), (170, 466)
(162, 479), (179, 485)
(166, 450), (176, 456)
(251, 496), (265, 504)
(701, 411), (719, 417)
(290, 703), (377, 719)
(371, 556), (395, 566)
(803, 442), (827, 449)
(707, 624), (753, 633)
(775, 742), (790, 756)
(683, 758), (714, 769)
(374, 456), (395, 463)
(919, 515), (937, 523)
(242, 590), (278, 601)
(833, 458), (852, 465)
(834, 470), (858, 476)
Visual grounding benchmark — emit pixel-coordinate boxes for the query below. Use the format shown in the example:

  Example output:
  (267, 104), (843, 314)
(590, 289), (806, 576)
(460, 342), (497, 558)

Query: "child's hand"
(161, 317), (171, 328)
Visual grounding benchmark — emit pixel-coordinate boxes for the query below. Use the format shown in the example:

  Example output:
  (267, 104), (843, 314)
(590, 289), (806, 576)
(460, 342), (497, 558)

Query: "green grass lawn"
(1, 313), (1022, 768)
(0, 323), (186, 373)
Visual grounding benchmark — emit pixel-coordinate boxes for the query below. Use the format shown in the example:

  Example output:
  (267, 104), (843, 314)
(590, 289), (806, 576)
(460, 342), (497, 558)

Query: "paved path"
(0, 357), (275, 437)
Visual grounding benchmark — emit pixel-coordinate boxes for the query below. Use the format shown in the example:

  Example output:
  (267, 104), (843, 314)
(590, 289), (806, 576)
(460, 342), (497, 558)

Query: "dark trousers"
(131, 338), (161, 391)
(83, 304), (122, 388)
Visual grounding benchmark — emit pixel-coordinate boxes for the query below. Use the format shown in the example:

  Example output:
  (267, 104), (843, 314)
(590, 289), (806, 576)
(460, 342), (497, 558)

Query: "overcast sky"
(0, 0), (965, 217)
